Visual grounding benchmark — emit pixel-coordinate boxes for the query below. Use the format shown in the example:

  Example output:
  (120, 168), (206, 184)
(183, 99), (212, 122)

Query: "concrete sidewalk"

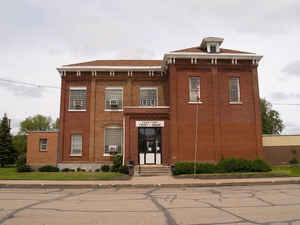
(1, 176), (300, 188)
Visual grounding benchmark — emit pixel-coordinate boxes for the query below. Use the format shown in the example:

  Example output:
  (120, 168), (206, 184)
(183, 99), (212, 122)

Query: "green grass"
(0, 167), (129, 180)
(270, 165), (300, 177)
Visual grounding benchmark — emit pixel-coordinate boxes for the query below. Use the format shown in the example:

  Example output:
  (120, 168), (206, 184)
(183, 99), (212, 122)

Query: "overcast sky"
(0, 0), (300, 134)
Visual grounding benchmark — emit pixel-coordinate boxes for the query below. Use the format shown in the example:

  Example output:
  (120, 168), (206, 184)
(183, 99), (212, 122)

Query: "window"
(69, 87), (87, 111)
(210, 44), (216, 53)
(105, 87), (123, 110)
(39, 138), (47, 151)
(140, 88), (157, 106)
(104, 127), (122, 155)
(229, 77), (241, 103)
(71, 135), (82, 156)
(189, 77), (201, 102)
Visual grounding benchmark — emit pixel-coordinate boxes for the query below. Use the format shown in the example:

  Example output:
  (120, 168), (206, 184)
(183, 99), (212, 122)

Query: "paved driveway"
(0, 184), (300, 225)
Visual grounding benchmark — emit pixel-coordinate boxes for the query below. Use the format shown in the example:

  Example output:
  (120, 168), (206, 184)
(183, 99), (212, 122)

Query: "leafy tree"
(20, 114), (52, 134)
(0, 114), (17, 167)
(260, 98), (284, 134)
(52, 118), (59, 129)
(12, 134), (27, 154)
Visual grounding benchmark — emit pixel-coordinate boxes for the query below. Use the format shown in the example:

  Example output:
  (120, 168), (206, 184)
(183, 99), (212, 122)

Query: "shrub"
(111, 155), (123, 172)
(217, 158), (253, 173)
(38, 165), (59, 172)
(251, 158), (271, 172)
(101, 165), (110, 172)
(172, 158), (271, 175)
(16, 155), (32, 172)
(119, 165), (129, 174)
(95, 168), (100, 172)
(289, 158), (299, 165)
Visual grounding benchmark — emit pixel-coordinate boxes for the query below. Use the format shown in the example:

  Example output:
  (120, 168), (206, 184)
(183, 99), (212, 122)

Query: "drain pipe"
(122, 116), (125, 166)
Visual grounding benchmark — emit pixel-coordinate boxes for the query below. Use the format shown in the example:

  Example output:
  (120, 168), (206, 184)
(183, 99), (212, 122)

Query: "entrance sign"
(136, 121), (164, 127)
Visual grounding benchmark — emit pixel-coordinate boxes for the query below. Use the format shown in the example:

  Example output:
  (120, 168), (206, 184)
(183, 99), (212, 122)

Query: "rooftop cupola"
(200, 37), (224, 53)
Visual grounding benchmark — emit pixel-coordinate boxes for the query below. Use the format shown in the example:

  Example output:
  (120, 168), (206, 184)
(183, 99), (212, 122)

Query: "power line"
(0, 77), (60, 89)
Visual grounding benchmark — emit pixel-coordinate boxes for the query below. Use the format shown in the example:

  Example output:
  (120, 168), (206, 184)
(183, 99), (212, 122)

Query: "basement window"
(39, 138), (47, 151)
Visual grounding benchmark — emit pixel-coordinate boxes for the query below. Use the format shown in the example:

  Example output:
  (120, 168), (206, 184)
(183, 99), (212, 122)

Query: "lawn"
(270, 165), (300, 177)
(0, 167), (129, 180)
(176, 165), (300, 178)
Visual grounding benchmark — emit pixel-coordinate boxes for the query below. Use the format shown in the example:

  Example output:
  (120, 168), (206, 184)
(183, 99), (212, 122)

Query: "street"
(0, 184), (300, 225)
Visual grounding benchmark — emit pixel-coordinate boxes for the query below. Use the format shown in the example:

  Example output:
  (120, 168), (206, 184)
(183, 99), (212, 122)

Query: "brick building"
(55, 36), (263, 170)
(27, 37), (264, 170)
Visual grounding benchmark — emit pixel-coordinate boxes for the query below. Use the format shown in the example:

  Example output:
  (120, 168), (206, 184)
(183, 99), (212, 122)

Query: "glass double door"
(138, 128), (161, 165)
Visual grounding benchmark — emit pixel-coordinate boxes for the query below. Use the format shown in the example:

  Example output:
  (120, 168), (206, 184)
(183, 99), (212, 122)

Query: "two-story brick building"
(27, 37), (263, 171)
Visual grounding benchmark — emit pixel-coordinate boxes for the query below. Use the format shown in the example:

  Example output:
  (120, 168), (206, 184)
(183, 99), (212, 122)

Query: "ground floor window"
(71, 135), (82, 156)
(39, 138), (47, 151)
(104, 127), (122, 155)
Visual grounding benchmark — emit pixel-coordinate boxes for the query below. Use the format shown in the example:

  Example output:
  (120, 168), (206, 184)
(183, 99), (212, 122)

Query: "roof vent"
(200, 37), (224, 53)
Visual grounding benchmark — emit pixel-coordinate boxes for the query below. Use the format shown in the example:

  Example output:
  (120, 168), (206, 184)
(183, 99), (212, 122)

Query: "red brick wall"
(168, 63), (262, 163)
(59, 75), (91, 162)
(27, 132), (58, 168)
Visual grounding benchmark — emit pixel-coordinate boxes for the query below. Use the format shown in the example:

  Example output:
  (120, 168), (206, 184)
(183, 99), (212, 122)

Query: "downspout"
(122, 116), (125, 166)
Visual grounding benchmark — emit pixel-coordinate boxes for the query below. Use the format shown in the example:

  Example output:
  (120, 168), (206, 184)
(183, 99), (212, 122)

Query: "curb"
(1, 179), (300, 189)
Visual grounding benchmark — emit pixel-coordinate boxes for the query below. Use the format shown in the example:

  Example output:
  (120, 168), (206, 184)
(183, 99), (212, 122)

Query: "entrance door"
(138, 128), (162, 165)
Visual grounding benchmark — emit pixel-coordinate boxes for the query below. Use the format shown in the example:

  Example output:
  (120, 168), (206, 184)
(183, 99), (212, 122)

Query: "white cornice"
(163, 52), (263, 60)
(57, 66), (162, 72)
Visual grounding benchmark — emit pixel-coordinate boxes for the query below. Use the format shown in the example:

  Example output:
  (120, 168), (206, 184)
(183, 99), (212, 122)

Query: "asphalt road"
(0, 184), (300, 225)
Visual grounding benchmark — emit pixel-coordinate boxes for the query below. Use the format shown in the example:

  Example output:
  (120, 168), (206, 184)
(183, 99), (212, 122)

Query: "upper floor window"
(69, 87), (87, 111)
(189, 77), (201, 102)
(210, 44), (217, 53)
(71, 134), (82, 156)
(39, 138), (47, 151)
(104, 127), (122, 155)
(140, 87), (157, 107)
(105, 87), (123, 110)
(229, 77), (241, 103)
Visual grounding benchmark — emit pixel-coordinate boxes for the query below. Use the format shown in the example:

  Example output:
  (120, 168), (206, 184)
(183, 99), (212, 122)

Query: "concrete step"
(134, 166), (171, 176)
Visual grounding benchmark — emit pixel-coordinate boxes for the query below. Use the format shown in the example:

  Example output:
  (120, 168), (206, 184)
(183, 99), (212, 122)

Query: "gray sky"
(1, 0), (300, 134)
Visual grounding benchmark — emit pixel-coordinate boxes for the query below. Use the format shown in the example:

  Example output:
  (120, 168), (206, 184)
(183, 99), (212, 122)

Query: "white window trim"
(39, 138), (47, 151)
(105, 87), (123, 111)
(70, 135), (83, 157)
(70, 86), (87, 90)
(229, 77), (241, 104)
(140, 87), (158, 107)
(68, 86), (87, 112)
(189, 77), (201, 103)
(103, 126), (123, 156)
(188, 101), (203, 104)
(229, 101), (243, 105)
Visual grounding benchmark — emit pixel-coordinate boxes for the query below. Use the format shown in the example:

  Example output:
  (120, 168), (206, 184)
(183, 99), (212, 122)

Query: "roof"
(171, 47), (254, 54)
(64, 60), (163, 67)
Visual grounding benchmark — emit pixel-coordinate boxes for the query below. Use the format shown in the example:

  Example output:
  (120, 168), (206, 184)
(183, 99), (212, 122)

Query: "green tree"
(12, 134), (27, 155)
(260, 98), (284, 134)
(52, 118), (59, 130)
(0, 114), (17, 167)
(20, 114), (52, 134)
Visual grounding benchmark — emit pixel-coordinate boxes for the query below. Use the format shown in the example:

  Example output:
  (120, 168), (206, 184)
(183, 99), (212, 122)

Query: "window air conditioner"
(108, 145), (118, 154)
(73, 100), (83, 109)
(110, 99), (119, 108)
